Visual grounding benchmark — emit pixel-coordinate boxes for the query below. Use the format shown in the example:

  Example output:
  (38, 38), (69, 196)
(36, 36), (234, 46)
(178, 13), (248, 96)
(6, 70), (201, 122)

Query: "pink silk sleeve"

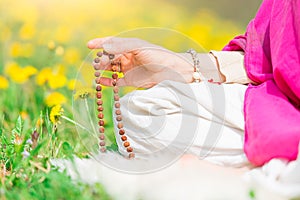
(223, 0), (300, 166)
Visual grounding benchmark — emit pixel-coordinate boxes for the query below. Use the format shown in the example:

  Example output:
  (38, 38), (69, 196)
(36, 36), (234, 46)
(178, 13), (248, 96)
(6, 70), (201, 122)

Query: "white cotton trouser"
(113, 80), (249, 167)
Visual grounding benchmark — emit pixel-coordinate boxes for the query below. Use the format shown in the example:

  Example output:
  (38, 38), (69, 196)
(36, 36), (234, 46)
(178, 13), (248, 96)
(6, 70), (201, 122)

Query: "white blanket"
(52, 151), (300, 200)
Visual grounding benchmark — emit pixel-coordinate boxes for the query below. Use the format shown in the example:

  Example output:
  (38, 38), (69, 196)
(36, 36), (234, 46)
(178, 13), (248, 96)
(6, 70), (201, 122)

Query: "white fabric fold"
(210, 50), (251, 84)
(114, 80), (249, 167)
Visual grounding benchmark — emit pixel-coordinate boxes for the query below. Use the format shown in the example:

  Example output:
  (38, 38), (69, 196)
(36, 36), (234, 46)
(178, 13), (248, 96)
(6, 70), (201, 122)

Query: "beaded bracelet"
(93, 51), (135, 159)
(186, 48), (205, 83)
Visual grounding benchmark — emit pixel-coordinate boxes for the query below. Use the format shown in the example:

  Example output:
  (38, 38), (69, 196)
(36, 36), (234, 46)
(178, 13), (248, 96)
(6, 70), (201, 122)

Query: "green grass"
(0, 94), (114, 200)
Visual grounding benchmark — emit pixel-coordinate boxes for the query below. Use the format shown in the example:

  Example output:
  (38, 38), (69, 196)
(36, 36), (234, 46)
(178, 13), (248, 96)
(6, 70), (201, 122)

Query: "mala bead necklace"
(93, 50), (135, 159)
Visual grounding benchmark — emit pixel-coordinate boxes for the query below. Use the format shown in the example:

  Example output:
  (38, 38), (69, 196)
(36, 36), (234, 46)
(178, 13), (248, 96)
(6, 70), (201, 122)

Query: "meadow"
(0, 0), (244, 199)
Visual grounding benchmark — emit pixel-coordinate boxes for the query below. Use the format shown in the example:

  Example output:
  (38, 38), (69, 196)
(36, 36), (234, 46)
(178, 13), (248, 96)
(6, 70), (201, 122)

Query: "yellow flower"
(49, 104), (64, 124)
(19, 23), (36, 40)
(48, 73), (67, 89)
(23, 65), (38, 76)
(67, 79), (77, 90)
(36, 67), (67, 89)
(5, 62), (37, 84)
(45, 92), (66, 107)
(36, 67), (52, 86)
(10, 42), (34, 58)
(73, 87), (95, 100)
(55, 46), (64, 56)
(0, 76), (9, 89)
(10, 42), (21, 57)
(47, 41), (56, 50)
(63, 48), (80, 65)
(20, 111), (29, 120)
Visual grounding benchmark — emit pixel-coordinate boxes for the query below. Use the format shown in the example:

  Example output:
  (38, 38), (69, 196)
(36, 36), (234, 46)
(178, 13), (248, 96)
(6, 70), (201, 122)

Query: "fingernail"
(88, 40), (96, 47)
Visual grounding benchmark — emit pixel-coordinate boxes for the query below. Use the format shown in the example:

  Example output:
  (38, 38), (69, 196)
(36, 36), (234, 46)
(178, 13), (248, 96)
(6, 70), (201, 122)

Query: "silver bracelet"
(186, 48), (205, 82)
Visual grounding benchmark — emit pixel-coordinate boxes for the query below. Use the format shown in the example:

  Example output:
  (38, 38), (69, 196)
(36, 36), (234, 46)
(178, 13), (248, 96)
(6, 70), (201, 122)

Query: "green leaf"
(62, 142), (73, 157)
(29, 140), (46, 157)
(249, 189), (256, 199)
(15, 116), (23, 135)
(106, 143), (118, 152)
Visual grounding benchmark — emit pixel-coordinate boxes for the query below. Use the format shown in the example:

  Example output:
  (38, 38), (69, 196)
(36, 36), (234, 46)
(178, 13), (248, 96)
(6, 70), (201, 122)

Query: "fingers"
(87, 36), (113, 49)
(97, 77), (126, 87)
(88, 37), (153, 55)
(98, 77), (155, 88)
(93, 53), (125, 71)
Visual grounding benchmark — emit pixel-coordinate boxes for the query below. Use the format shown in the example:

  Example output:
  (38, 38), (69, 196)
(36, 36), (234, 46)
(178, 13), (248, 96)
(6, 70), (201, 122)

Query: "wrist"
(174, 52), (195, 83)
(175, 52), (224, 83)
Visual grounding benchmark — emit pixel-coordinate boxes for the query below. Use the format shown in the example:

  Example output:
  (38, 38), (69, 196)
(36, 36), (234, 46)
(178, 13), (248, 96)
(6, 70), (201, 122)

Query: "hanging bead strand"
(93, 50), (134, 159)
(94, 52), (106, 153)
(110, 56), (135, 159)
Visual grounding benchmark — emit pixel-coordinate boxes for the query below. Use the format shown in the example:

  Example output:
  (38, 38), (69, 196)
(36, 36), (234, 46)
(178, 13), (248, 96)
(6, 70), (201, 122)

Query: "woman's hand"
(87, 37), (194, 88)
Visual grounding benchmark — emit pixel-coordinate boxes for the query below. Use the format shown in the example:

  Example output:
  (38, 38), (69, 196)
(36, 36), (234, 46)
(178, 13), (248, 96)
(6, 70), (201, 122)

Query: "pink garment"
(224, 0), (300, 166)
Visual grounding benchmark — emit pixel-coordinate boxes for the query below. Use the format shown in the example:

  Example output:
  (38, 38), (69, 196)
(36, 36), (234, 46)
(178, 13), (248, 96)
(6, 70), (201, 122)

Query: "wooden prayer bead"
(114, 95), (119, 101)
(97, 106), (104, 112)
(97, 100), (103, 105)
(123, 141), (130, 147)
(99, 127), (105, 133)
(99, 141), (106, 146)
(94, 57), (100, 63)
(119, 129), (125, 135)
(112, 73), (118, 79)
(129, 153), (135, 159)
(113, 87), (119, 93)
(121, 135), (127, 141)
(96, 92), (102, 99)
(99, 134), (105, 140)
(117, 123), (123, 129)
(116, 115), (122, 121)
(96, 85), (102, 91)
(98, 120), (104, 126)
(98, 113), (104, 119)
(127, 147), (133, 152)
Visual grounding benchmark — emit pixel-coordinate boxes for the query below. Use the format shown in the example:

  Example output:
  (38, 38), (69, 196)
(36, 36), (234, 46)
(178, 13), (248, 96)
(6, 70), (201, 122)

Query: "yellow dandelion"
(49, 104), (64, 124)
(0, 75), (9, 89)
(23, 65), (38, 77)
(45, 92), (66, 107)
(36, 67), (52, 86)
(19, 23), (36, 40)
(67, 79), (77, 90)
(10, 42), (21, 57)
(55, 46), (64, 56)
(48, 73), (67, 89)
(10, 42), (34, 58)
(73, 87), (95, 100)
(5, 62), (37, 84)
(47, 40), (56, 50)
(20, 111), (29, 120)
